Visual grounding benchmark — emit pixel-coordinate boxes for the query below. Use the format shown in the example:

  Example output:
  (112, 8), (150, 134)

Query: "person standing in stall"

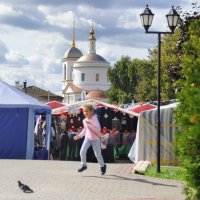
(74, 104), (107, 175)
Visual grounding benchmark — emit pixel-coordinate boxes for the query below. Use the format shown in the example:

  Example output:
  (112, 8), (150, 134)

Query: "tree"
(147, 29), (182, 101)
(176, 18), (200, 200)
(161, 29), (183, 99)
(107, 56), (137, 104)
(135, 59), (156, 102)
(107, 56), (160, 103)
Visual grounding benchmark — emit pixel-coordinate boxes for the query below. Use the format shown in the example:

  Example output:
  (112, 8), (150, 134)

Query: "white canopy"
(52, 99), (140, 117)
(128, 103), (179, 165)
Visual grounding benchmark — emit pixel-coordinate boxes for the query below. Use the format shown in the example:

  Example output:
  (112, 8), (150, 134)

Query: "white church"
(61, 23), (110, 104)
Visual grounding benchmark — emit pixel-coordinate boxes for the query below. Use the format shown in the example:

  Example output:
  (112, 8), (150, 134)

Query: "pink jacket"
(79, 114), (102, 141)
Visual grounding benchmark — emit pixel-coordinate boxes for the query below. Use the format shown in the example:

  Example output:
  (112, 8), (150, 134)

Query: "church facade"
(62, 24), (110, 104)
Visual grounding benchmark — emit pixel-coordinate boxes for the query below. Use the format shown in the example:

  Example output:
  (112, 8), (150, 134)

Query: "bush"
(176, 19), (200, 199)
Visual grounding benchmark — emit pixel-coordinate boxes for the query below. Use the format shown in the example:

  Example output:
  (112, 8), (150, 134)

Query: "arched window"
(81, 90), (86, 101)
(63, 64), (66, 80)
(81, 73), (85, 81)
(96, 73), (99, 82)
(70, 67), (73, 80)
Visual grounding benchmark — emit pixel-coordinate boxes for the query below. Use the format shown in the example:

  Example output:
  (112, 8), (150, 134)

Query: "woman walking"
(74, 104), (106, 175)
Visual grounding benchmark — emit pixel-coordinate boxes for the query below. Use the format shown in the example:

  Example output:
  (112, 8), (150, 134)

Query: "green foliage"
(135, 59), (156, 102)
(176, 18), (200, 200)
(145, 165), (185, 181)
(107, 56), (137, 104)
(148, 30), (182, 101)
(177, 2), (200, 56)
(107, 56), (157, 104)
(161, 29), (183, 99)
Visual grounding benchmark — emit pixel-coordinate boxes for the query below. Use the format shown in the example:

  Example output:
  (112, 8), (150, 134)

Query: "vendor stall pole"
(140, 5), (179, 172)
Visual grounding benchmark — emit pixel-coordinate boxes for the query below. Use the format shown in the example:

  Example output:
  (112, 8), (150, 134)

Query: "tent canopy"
(46, 101), (65, 109)
(52, 99), (140, 117)
(0, 80), (50, 112)
(129, 103), (156, 114)
(0, 80), (51, 159)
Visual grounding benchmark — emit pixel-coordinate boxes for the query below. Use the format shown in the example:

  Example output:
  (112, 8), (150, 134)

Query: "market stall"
(0, 80), (51, 159)
(52, 100), (139, 162)
(128, 103), (178, 165)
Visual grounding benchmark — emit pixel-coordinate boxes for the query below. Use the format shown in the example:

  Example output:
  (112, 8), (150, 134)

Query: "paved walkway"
(0, 160), (185, 200)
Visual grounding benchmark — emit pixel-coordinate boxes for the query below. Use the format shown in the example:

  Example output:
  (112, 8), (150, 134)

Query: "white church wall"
(67, 60), (74, 81)
(73, 67), (110, 91)
(62, 62), (66, 81)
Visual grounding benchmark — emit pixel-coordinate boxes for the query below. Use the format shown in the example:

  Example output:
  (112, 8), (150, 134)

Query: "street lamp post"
(140, 5), (179, 173)
(23, 80), (27, 94)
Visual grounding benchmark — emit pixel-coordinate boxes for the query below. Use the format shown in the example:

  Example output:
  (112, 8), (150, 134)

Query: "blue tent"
(0, 80), (51, 159)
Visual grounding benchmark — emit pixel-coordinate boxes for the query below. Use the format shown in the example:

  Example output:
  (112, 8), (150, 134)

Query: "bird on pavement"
(18, 180), (34, 193)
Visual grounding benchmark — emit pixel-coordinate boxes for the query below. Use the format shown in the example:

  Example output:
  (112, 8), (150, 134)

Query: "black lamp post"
(23, 80), (27, 94)
(140, 5), (179, 173)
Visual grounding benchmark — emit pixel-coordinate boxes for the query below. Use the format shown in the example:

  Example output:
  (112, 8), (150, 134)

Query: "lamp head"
(166, 6), (180, 32)
(140, 5), (154, 32)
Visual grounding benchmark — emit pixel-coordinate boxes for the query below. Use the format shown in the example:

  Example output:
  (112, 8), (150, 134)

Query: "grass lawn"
(144, 165), (186, 181)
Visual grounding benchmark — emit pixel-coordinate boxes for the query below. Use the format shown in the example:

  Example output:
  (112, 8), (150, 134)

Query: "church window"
(81, 73), (85, 81)
(70, 68), (73, 80)
(63, 64), (66, 80)
(96, 73), (99, 82)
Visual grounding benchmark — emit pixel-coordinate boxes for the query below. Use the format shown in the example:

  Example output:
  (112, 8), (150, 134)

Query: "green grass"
(144, 165), (186, 181)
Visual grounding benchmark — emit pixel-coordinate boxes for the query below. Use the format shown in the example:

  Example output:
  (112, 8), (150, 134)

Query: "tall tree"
(175, 3), (200, 199)
(147, 29), (182, 101)
(161, 29), (182, 99)
(135, 59), (156, 102)
(107, 56), (137, 104)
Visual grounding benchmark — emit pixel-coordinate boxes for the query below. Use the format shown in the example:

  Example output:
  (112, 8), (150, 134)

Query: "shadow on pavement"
(83, 174), (178, 188)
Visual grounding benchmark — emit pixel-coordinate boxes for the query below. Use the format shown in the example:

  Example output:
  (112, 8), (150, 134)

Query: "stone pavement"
(0, 160), (185, 200)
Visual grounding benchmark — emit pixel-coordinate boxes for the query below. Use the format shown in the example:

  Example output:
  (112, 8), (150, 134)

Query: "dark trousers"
(60, 134), (68, 160)
(68, 133), (77, 160)
(102, 144), (115, 163)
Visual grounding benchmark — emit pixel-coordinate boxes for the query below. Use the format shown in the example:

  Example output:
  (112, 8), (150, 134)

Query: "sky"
(0, 0), (194, 95)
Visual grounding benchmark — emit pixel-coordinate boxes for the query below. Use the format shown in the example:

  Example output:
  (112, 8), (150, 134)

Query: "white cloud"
(0, 67), (62, 95)
(97, 46), (116, 64)
(43, 8), (105, 31)
(0, 68), (29, 85)
(0, 4), (23, 16)
(5, 50), (29, 66)
(35, 32), (66, 56)
(42, 57), (61, 73)
(46, 11), (75, 28)
(117, 9), (141, 30)
(33, 32), (66, 71)
(37, 5), (51, 15)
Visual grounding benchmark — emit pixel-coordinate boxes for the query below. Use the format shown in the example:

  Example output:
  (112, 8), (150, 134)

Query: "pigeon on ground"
(18, 180), (34, 193)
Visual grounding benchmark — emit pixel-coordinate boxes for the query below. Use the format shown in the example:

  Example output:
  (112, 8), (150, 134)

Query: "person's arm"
(74, 121), (86, 140)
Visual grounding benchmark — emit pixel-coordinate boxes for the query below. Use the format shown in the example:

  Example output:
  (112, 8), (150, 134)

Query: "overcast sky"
(0, 0), (194, 95)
